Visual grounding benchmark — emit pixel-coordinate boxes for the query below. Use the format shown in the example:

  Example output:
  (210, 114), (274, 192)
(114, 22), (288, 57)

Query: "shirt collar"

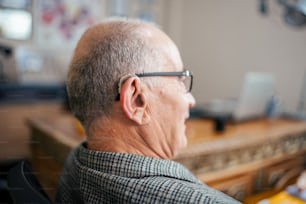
(77, 142), (201, 184)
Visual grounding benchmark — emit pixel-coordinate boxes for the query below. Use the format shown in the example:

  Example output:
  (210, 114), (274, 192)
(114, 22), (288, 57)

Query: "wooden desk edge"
(27, 117), (82, 149)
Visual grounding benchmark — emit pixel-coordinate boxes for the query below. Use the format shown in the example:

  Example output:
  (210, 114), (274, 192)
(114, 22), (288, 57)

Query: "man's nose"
(188, 93), (196, 109)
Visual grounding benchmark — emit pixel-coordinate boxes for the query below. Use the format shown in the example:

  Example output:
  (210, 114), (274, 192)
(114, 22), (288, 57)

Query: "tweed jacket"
(56, 142), (240, 204)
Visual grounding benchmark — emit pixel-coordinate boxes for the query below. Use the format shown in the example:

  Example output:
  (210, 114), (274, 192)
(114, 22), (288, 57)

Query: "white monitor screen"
(0, 9), (32, 40)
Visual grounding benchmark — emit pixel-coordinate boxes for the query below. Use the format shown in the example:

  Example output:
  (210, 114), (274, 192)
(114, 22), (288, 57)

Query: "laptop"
(282, 71), (306, 120)
(192, 72), (275, 122)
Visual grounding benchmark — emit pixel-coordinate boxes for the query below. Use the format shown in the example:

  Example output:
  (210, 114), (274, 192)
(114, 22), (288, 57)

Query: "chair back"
(7, 160), (51, 204)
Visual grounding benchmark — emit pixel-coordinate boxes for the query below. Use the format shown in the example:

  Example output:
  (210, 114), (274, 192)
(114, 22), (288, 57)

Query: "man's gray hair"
(66, 18), (165, 136)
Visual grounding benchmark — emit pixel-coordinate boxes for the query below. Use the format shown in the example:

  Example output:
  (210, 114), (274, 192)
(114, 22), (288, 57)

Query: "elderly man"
(56, 18), (240, 203)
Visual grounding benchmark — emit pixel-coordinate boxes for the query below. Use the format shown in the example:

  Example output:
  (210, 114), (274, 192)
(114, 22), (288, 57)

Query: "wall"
(163, 0), (306, 112)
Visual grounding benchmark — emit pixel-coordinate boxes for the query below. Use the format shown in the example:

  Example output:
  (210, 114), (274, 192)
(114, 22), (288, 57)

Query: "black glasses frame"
(115, 70), (193, 101)
(136, 70), (193, 92)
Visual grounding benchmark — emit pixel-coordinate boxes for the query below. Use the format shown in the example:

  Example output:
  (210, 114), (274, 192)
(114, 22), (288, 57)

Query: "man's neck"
(87, 122), (168, 159)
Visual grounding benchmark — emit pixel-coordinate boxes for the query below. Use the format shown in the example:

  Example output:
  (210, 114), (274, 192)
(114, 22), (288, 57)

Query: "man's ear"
(120, 77), (150, 124)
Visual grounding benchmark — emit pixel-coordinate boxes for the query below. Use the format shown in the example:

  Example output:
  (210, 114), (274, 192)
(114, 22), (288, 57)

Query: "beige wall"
(163, 0), (306, 112)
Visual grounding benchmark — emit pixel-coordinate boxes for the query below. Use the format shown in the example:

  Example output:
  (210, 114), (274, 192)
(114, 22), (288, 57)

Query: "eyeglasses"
(136, 70), (193, 92)
(116, 70), (193, 100)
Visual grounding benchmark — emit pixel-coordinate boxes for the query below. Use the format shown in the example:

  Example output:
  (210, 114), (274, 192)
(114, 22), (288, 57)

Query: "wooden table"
(0, 102), (65, 162)
(27, 114), (306, 202)
(176, 119), (306, 202)
(27, 113), (85, 200)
